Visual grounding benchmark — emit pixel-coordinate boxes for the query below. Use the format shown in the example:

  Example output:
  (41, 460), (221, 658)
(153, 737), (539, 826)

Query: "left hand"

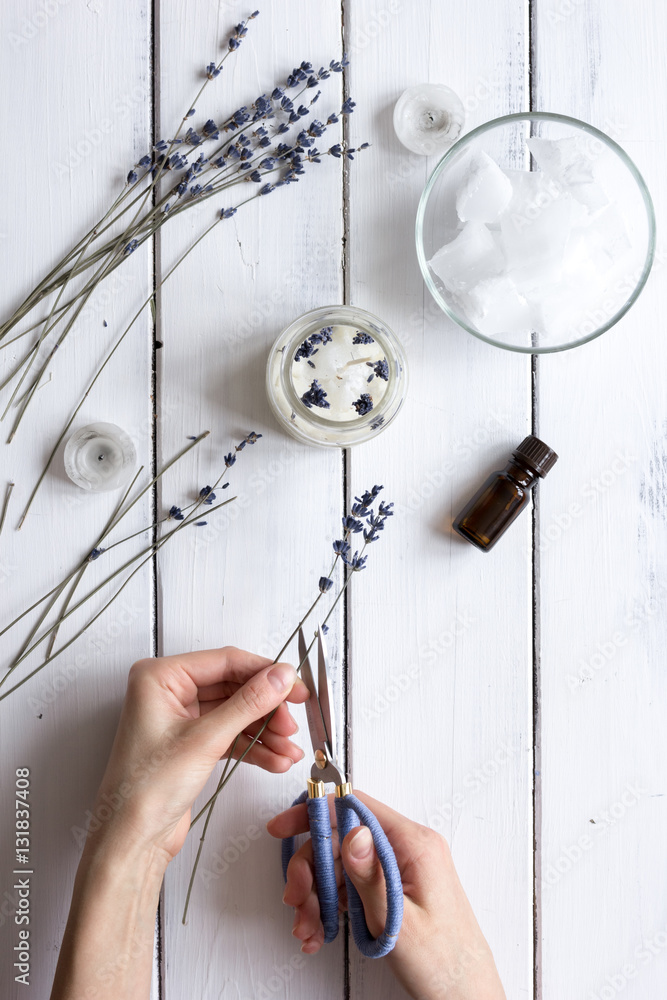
(88, 648), (309, 864)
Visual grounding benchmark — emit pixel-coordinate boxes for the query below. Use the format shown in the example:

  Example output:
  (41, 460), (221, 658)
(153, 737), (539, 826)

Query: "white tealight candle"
(266, 305), (408, 448)
(64, 422), (137, 492)
(393, 83), (465, 157)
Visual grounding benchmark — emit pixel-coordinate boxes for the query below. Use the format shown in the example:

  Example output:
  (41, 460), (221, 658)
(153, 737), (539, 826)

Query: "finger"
(194, 675), (310, 707)
(267, 801), (310, 839)
(197, 700), (298, 735)
(196, 662), (303, 760)
(340, 826), (387, 940)
(229, 732), (295, 773)
(267, 793), (338, 839)
(292, 885), (323, 944)
(301, 926), (325, 955)
(197, 698), (300, 744)
(132, 647), (275, 706)
(284, 841), (314, 908)
(345, 790), (423, 868)
(241, 720), (304, 762)
(265, 702), (299, 736)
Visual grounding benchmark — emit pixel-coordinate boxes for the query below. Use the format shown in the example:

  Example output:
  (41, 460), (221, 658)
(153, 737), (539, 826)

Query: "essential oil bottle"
(453, 435), (558, 551)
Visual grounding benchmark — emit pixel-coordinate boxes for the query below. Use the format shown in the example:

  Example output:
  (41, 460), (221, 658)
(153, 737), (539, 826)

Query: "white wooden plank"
(345, 1), (534, 997)
(156, 3), (347, 996)
(0, 0), (154, 996)
(534, 1), (667, 997)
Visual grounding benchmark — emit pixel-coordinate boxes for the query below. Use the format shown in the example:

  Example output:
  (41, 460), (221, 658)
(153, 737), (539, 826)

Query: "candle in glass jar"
(266, 305), (408, 448)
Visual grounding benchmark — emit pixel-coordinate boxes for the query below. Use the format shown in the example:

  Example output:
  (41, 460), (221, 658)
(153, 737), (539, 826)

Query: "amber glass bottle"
(453, 435), (558, 551)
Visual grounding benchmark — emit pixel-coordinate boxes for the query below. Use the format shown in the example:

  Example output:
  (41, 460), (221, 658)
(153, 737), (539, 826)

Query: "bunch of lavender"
(182, 485), (394, 921)
(0, 431), (262, 702)
(0, 11), (367, 527)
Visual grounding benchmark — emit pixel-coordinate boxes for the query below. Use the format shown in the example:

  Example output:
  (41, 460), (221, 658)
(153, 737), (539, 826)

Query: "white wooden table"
(1, 1), (666, 997)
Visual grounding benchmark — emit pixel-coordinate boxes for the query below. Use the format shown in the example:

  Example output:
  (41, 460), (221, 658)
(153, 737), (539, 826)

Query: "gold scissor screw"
(314, 749), (327, 770)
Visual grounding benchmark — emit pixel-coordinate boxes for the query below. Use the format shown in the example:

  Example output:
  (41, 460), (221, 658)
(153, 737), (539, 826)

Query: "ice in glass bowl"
(416, 113), (655, 353)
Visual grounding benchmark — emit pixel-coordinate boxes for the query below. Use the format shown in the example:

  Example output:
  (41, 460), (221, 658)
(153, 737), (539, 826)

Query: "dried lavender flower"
(352, 393), (373, 416)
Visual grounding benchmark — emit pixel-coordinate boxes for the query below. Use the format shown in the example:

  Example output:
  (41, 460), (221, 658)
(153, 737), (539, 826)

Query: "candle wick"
(338, 355), (373, 374)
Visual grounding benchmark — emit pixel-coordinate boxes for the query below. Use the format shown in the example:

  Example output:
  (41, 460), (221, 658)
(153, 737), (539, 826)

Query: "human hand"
(89, 648), (309, 864)
(267, 791), (506, 1000)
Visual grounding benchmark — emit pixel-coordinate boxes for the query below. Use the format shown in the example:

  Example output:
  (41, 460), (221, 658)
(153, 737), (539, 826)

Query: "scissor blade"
(298, 628), (329, 756)
(317, 626), (336, 757)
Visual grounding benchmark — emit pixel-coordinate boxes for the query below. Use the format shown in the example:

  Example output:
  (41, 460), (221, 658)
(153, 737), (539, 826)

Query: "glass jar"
(266, 305), (408, 448)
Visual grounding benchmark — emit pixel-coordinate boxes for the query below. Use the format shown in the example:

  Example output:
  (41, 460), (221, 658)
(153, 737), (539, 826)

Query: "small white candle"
(393, 83), (465, 156)
(266, 305), (408, 448)
(64, 422), (136, 492)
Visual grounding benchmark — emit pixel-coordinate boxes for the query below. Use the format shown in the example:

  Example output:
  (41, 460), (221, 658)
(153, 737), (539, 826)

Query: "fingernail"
(268, 663), (295, 692)
(349, 826), (373, 860)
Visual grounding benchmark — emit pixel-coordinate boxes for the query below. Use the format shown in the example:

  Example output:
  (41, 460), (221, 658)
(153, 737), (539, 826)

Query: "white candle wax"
(290, 324), (389, 422)
(64, 422), (136, 492)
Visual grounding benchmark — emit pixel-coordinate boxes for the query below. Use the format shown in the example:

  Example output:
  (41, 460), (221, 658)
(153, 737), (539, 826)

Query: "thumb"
(197, 662), (298, 757)
(341, 826), (387, 939)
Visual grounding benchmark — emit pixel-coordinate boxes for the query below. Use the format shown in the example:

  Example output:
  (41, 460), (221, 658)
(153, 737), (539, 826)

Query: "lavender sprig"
(0, 482), (13, 537)
(0, 432), (261, 698)
(6, 34), (365, 523)
(182, 486), (392, 921)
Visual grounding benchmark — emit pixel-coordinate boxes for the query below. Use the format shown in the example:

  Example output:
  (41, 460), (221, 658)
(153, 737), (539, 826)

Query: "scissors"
(281, 626), (403, 959)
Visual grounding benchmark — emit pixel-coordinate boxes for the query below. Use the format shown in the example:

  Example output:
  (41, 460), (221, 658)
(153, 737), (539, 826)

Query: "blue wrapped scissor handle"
(281, 790), (403, 959)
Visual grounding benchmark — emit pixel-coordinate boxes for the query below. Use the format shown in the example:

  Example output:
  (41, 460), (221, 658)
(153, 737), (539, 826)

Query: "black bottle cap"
(513, 435), (558, 477)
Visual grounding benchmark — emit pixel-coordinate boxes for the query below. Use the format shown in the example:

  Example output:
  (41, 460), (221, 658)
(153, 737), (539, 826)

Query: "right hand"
(267, 791), (506, 1000)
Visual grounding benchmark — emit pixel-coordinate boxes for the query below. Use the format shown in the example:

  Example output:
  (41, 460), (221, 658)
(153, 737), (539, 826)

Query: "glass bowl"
(266, 305), (408, 448)
(416, 112), (656, 353)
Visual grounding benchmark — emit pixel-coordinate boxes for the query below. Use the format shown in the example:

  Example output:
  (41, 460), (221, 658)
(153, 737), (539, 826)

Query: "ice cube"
(498, 166), (593, 295)
(527, 136), (609, 214)
(428, 222), (504, 294)
(585, 204), (632, 265)
(456, 151), (513, 223)
(429, 147), (474, 243)
(462, 274), (533, 337)
(527, 135), (597, 184)
(527, 268), (609, 345)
